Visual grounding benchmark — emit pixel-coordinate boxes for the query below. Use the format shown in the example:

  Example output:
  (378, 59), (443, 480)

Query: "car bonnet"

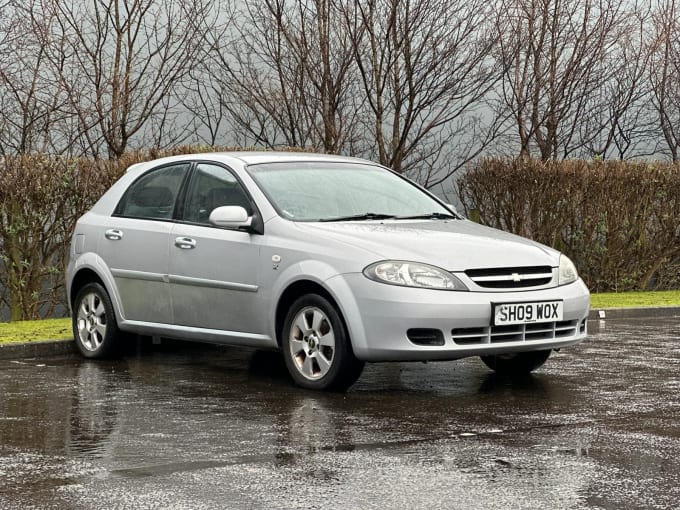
(295, 219), (559, 272)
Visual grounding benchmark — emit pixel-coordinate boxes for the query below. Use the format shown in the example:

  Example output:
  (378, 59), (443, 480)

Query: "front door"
(169, 163), (262, 334)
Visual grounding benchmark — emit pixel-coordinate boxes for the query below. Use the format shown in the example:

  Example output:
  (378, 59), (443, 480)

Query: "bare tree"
(649, 0), (680, 162)
(35, 0), (216, 159)
(0, 1), (70, 155)
(579, 5), (658, 160)
(496, 0), (627, 160)
(180, 68), (230, 147)
(209, 0), (361, 153)
(209, 0), (501, 188)
(342, 0), (502, 186)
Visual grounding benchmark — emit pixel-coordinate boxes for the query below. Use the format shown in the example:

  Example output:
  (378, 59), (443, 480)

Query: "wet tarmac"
(1, 317), (679, 509)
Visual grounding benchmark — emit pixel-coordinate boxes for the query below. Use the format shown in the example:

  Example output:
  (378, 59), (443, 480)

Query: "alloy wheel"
(288, 306), (336, 380)
(76, 292), (108, 351)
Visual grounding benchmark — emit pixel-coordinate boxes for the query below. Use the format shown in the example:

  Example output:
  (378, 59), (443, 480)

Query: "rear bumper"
(328, 274), (590, 362)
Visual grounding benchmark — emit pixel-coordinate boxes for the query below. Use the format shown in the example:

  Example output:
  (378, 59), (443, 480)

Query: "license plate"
(492, 300), (563, 326)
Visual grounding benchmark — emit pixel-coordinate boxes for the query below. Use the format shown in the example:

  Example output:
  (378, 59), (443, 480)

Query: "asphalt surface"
(1, 317), (678, 509)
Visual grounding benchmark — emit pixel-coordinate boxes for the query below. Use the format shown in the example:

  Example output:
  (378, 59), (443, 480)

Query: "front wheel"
(480, 350), (551, 375)
(72, 282), (121, 358)
(281, 294), (364, 391)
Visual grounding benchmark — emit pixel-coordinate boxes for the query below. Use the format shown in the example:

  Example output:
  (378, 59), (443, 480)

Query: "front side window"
(116, 163), (189, 220)
(247, 162), (451, 221)
(181, 163), (253, 225)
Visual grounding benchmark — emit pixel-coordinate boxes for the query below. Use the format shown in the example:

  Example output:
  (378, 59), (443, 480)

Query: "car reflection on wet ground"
(1, 317), (678, 509)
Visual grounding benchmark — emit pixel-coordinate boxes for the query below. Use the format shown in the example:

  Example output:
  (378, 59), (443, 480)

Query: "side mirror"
(209, 206), (252, 229)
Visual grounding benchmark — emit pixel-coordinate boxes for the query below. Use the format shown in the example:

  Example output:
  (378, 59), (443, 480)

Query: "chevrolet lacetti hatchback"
(67, 152), (590, 390)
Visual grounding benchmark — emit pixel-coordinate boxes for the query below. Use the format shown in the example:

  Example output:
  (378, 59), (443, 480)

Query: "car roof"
(125, 151), (373, 173)
(223, 151), (369, 166)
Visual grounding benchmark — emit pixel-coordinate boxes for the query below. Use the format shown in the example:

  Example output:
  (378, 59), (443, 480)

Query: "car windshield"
(247, 162), (454, 222)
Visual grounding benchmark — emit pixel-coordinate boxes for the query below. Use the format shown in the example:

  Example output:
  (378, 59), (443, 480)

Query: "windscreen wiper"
(394, 212), (458, 220)
(319, 213), (397, 222)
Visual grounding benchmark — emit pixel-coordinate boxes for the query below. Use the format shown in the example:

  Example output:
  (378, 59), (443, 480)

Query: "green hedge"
(457, 158), (680, 292)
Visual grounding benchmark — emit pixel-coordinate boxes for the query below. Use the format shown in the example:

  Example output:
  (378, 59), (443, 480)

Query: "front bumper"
(329, 273), (590, 362)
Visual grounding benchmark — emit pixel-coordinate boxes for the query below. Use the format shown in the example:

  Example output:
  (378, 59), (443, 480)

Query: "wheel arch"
(68, 254), (125, 324)
(275, 280), (343, 348)
(274, 279), (364, 352)
(70, 268), (106, 310)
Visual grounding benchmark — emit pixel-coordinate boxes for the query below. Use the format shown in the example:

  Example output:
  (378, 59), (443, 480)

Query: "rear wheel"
(480, 350), (551, 375)
(282, 294), (364, 391)
(72, 283), (120, 358)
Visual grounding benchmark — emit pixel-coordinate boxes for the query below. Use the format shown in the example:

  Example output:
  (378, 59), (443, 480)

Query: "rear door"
(97, 162), (190, 324)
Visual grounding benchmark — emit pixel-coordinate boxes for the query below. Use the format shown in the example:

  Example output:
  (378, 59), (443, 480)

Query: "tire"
(480, 349), (551, 375)
(281, 294), (364, 391)
(72, 282), (121, 358)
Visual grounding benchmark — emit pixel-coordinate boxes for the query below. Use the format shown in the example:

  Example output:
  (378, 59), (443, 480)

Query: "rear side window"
(116, 163), (189, 220)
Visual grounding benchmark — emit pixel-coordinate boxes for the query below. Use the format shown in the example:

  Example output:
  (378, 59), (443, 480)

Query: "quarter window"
(181, 163), (252, 225)
(116, 164), (189, 220)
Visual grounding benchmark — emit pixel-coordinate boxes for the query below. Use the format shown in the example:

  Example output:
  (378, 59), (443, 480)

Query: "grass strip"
(0, 318), (71, 345)
(590, 290), (680, 309)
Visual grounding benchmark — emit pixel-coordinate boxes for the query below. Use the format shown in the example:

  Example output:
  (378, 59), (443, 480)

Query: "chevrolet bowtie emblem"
(512, 273), (521, 282)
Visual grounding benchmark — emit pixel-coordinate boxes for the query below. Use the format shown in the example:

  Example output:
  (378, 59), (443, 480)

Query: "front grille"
(451, 318), (585, 345)
(465, 266), (553, 289)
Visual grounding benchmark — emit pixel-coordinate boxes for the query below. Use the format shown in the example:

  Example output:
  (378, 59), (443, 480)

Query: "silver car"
(67, 152), (590, 390)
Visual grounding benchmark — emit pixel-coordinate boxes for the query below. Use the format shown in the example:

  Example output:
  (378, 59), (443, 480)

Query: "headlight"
(363, 261), (468, 291)
(558, 255), (578, 286)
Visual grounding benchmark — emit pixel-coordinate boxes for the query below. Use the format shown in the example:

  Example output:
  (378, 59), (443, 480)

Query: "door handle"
(174, 237), (196, 249)
(105, 229), (123, 241)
